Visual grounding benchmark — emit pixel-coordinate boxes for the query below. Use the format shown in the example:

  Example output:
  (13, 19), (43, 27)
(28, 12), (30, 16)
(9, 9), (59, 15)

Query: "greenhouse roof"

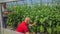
(0, 0), (18, 3)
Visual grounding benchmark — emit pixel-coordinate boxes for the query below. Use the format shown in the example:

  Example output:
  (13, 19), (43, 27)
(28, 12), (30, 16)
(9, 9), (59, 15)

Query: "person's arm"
(32, 22), (37, 26)
(29, 22), (37, 26)
(25, 32), (29, 34)
(16, 31), (24, 34)
(23, 25), (29, 34)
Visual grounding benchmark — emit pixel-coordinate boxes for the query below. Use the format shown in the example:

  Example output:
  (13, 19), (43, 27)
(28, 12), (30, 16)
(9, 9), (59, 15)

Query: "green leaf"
(40, 25), (44, 33)
(47, 28), (52, 34)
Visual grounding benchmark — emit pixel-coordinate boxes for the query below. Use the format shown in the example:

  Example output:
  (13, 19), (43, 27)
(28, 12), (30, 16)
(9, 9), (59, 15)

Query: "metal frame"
(0, 0), (18, 3)
(0, 3), (3, 34)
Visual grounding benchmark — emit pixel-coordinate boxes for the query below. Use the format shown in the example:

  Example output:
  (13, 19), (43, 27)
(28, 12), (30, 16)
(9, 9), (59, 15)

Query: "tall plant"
(7, 5), (60, 34)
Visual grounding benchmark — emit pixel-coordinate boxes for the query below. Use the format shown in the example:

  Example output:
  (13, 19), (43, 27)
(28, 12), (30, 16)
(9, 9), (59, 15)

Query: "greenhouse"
(0, 0), (60, 34)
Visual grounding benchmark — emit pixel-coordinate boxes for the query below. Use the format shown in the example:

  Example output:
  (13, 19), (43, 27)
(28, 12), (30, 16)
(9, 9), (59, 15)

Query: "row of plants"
(7, 5), (60, 34)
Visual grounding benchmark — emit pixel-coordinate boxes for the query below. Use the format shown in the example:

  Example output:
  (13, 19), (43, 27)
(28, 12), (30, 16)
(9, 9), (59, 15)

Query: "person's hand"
(32, 22), (37, 26)
(29, 22), (37, 27)
(29, 24), (33, 27)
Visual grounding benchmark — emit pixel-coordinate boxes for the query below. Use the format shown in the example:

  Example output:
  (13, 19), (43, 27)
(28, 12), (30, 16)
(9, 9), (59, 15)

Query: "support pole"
(0, 3), (4, 34)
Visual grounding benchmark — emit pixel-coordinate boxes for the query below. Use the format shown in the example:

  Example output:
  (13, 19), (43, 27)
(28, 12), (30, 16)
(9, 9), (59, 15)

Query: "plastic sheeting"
(0, 0), (18, 3)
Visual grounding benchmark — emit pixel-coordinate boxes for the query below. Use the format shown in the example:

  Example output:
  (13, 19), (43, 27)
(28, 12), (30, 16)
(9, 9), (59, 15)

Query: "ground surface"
(3, 28), (16, 34)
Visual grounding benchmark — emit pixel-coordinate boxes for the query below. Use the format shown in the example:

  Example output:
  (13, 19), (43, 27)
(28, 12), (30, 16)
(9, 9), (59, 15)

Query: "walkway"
(3, 28), (16, 34)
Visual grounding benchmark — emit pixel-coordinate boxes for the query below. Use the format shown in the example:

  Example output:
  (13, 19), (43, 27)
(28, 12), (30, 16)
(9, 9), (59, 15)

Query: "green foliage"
(40, 25), (44, 33)
(47, 28), (52, 34)
(7, 5), (60, 34)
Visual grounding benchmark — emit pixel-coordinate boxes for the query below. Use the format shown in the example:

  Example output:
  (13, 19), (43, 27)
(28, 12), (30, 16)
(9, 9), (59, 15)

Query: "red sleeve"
(16, 24), (23, 32)
(16, 25), (21, 32)
(23, 25), (29, 33)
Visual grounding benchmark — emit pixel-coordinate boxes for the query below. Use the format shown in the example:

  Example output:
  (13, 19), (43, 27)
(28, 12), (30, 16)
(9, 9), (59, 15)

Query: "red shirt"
(16, 21), (29, 33)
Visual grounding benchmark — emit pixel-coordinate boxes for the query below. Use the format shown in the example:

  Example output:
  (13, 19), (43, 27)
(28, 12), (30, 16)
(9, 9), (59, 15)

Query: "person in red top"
(16, 17), (30, 34)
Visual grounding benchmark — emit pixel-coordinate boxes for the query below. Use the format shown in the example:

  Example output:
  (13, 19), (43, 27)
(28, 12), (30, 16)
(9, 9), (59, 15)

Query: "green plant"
(7, 5), (60, 34)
